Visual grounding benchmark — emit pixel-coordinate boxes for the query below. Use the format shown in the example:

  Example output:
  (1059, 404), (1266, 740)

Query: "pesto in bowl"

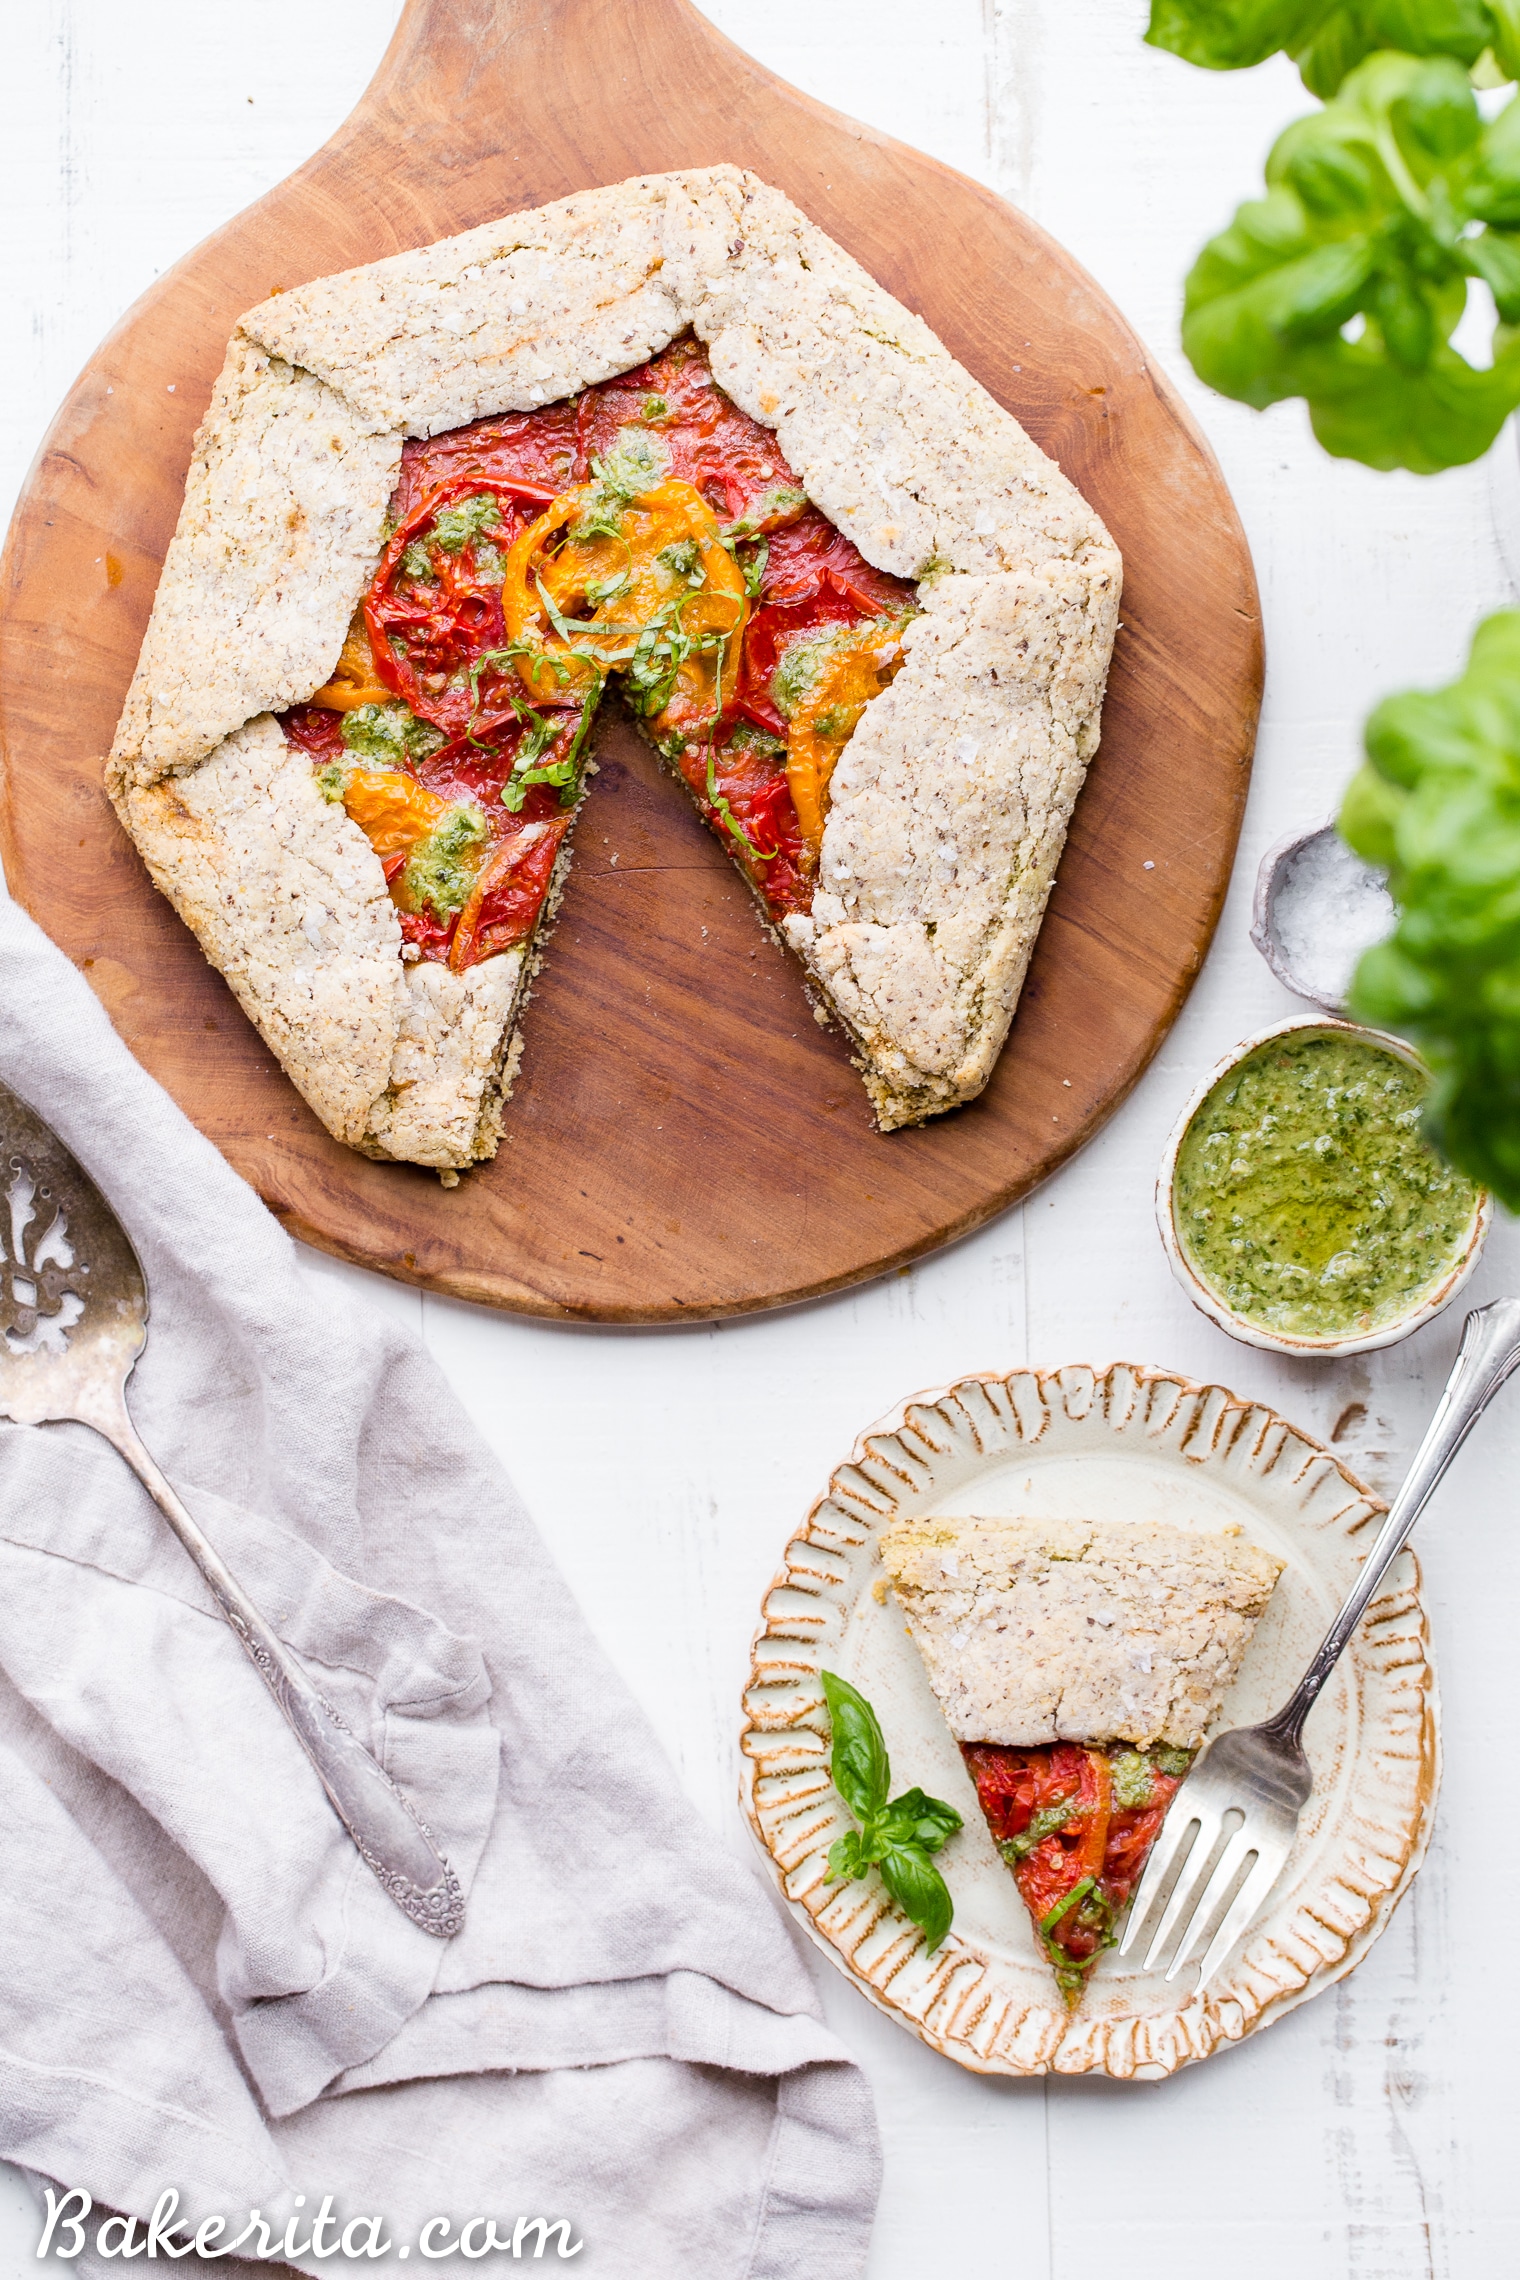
(1172, 1029), (1480, 1343)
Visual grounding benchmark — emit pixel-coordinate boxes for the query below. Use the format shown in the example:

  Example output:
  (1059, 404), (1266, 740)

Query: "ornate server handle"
(94, 1396), (464, 1938)
(1267, 1298), (1520, 1748)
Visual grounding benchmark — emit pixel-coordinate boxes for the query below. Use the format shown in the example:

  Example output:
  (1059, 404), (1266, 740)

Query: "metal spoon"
(0, 1078), (463, 1937)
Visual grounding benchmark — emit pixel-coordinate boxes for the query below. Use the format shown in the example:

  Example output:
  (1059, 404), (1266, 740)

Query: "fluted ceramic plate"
(740, 1365), (1437, 2078)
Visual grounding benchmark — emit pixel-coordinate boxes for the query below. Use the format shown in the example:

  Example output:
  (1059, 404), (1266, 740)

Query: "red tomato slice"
(575, 336), (805, 532)
(737, 576), (885, 736)
(390, 402), (582, 523)
(363, 475), (560, 740)
(761, 505), (913, 611)
(449, 815), (572, 970)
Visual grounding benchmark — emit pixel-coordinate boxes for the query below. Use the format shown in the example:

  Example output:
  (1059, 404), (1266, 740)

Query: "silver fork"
(1119, 1296), (1520, 1993)
(0, 1077), (464, 1937)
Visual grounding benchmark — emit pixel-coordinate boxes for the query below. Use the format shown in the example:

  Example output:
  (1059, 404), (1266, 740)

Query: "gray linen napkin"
(0, 896), (878, 2276)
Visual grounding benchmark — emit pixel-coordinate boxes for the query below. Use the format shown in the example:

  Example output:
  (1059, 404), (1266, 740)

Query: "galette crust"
(239, 177), (690, 441)
(111, 342), (401, 788)
(878, 1514), (1284, 1751)
(110, 167), (1122, 1168)
(666, 171), (1117, 586)
(106, 716), (528, 1163)
(106, 715), (405, 1146)
(782, 562), (1120, 1128)
(362, 956), (528, 1170)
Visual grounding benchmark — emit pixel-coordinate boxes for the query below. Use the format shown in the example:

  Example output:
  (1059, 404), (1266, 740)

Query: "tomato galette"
(108, 170), (1121, 1172)
(878, 1514), (1283, 2005)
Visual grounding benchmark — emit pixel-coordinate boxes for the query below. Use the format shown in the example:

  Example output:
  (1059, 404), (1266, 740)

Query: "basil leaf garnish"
(820, 1671), (889, 1823)
(876, 1843), (954, 1953)
(819, 1671), (962, 1953)
(875, 1787), (963, 1855)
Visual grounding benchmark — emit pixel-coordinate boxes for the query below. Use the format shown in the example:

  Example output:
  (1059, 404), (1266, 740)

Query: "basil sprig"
(1182, 52), (1520, 471)
(820, 1672), (962, 1953)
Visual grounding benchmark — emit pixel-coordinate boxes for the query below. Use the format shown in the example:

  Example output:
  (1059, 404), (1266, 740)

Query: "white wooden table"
(5, 4), (1517, 2272)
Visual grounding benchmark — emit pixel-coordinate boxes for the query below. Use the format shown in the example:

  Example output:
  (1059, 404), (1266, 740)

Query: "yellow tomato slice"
(310, 617), (392, 712)
(786, 624), (908, 866)
(340, 768), (449, 857)
(503, 477), (747, 726)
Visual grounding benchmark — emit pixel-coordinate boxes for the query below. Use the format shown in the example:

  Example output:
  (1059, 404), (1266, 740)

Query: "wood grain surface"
(0, 0), (1261, 1323)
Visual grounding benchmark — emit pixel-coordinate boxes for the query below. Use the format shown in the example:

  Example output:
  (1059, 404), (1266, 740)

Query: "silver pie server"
(0, 1078), (463, 1937)
(1119, 1296), (1520, 1992)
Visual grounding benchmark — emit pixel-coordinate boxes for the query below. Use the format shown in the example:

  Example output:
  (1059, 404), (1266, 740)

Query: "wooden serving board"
(0, 0), (1261, 1323)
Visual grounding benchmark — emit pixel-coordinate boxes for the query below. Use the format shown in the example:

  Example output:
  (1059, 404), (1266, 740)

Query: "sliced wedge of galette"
(878, 1513), (1284, 2006)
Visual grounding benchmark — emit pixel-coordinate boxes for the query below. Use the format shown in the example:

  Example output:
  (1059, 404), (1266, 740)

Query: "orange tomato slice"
(502, 476), (748, 729)
(339, 768), (449, 858)
(785, 622), (908, 867)
(310, 617), (393, 712)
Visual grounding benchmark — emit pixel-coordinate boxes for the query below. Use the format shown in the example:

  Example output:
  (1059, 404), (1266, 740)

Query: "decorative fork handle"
(1267, 1297), (1520, 1748)
(89, 1393), (464, 1937)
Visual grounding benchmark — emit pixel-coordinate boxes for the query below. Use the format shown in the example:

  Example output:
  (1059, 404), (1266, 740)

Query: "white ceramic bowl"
(1156, 1015), (1491, 1359)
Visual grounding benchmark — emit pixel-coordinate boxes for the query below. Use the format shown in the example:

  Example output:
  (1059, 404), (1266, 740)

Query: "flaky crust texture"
(110, 167), (1121, 1167)
(879, 1514), (1284, 1751)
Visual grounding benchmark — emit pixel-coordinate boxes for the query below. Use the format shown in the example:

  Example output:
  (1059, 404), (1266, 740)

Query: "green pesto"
(597, 429), (669, 501)
(997, 1799), (1083, 1864)
(314, 760), (349, 804)
(340, 702), (443, 767)
(428, 493), (504, 554)
(402, 803), (488, 918)
(724, 484), (808, 539)
(568, 431), (670, 544)
(771, 629), (844, 719)
(727, 720), (787, 762)
(1108, 1752), (1158, 1811)
(1174, 1032), (1479, 1340)
(770, 613), (911, 720)
(656, 538), (702, 583)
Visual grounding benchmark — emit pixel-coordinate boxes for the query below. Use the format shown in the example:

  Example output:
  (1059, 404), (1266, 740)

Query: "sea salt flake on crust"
(240, 178), (690, 440)
(878, 1514), (1284, 1751)
(111, 341), (400, 786)
(783, 562), (1119, 1128)
(105, 715), (405, 1145)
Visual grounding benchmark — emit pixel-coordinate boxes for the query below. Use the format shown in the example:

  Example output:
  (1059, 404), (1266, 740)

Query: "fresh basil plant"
(1341, 609), (1520, 1202)
(1152, 4), (1520, 1190)
(1183, 53), (1520, 469)
(1149, 0), (1520, 98)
